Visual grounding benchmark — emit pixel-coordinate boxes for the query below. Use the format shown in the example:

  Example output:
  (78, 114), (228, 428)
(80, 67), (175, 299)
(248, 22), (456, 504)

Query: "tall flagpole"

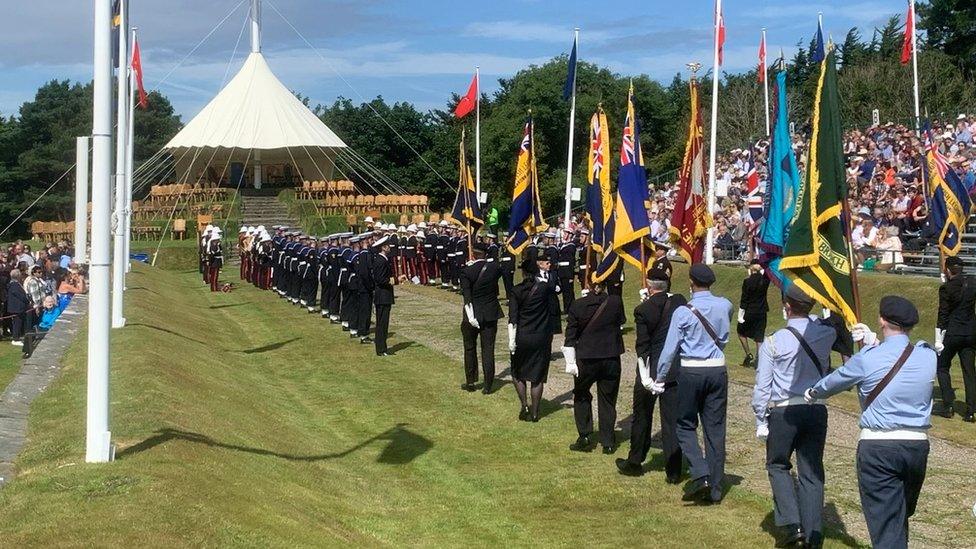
(74, 137), (90, 264)
(124, 27), (137, 275)
(111, 0), (128, 328)
(88, 0), (114, 463)
(705, 0), (722, 264)
(762, 28), (770, 137)
(475, 66), (481, 202)
(909, 0), (921, 134)
(563, 28), (579, 229)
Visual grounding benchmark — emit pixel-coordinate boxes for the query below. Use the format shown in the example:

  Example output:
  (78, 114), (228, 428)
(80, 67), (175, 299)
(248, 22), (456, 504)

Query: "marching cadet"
(508, 254), (560, 422)
(205, 227), (224, 292)
(416, 230), (430, 285)
(935, 255), (976, 421)
(737, 260), (770, 368)
(250, 226), (265, 287)
(650, 264), (734, 503)
(436, 222), (451, 287)
(460, 243), (504, 393)
(352, 233), (375, 343)
(617, 269), (686, 481)
(404, 224), (420, 284)
(649, 241), (673, 286)
(287, 235), (305, 304)
(562, 280), (626, 454)
(577, 229), (596, 287)
(805, 296), (935, 549)
(390, 225), (403, 282)
(423, 224), (438, 284)
(498, 234), (516, 299)
(199, 224), (213, 282)
(299, 237), (319, 312)
(449, 229), (465, 291)
(258, 230), (273, 290)
(238, 226), (250, 281)
(371, 235), (395, 356)
(338, 235), (357, 331)
(317, 236), (332, 317)
(271, 226), (286, 293)
(752, 285), (835, 548)
(556, 228), (578, 312)
(484, 232), (499, 261)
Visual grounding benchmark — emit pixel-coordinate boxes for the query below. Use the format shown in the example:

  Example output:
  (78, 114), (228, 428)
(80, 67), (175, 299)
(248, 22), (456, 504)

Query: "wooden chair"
(428, 213), (440, 224)
(197, 214), (213, 234)
(172, 219), (187, 240)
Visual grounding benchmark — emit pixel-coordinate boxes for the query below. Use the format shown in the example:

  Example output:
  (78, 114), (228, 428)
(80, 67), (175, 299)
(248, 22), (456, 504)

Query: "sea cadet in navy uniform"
(460, 243), (504, 393)
(563, 281), (626, 454)
(617, 268), (686, 481)
(651, 264), (734, 503)
(371, 236), (395, 356)
(338, 236), (358, 332)
(752, 285), (835, 548)
(556, 228), (578, 312)
(649, 241), (673, 288)
(352, 234), (375, 343)
(935, 255), (976, 421)
(806, 296), (935, 549)
(498, 235), (516, 299)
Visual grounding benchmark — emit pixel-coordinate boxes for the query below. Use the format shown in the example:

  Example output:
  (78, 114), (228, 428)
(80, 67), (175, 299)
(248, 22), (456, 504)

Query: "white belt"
(500, 257), (512, 262)
(859, 428), (928, 441)
(557, 261), (570, 266)
(680, 358), (726, 368)
(436, 246), (444, 249)
(340, 268), (348, 272)
(770, 396), (824, 408)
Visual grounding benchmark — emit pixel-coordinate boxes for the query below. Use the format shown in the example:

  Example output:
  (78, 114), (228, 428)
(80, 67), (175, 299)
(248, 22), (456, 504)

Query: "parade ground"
(0, 255), (973, 547)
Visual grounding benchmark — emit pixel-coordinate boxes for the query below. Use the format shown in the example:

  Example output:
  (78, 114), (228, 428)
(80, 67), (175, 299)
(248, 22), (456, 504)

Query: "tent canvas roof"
(165, 52), (347, 151)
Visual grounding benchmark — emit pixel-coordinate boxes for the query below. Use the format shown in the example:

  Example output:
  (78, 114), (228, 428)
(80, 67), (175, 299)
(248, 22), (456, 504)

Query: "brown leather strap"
(686, 304), (721, 347)
(785, 326), (827, 376)
(862, 344), (914, 410)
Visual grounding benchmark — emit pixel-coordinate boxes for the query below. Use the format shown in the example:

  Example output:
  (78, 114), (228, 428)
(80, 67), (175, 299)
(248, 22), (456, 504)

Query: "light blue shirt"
(656, 290), (734, 381)
(752, 316), (836, 424)
(812, 334), (936, 430)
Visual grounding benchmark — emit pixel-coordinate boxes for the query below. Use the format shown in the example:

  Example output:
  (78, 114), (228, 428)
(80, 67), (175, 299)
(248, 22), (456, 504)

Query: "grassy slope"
(0, 263), (793, 547)
(0, 344), (21, 396)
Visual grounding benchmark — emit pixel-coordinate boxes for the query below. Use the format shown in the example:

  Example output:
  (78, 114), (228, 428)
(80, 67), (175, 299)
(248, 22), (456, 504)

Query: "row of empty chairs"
(147, 183), (230, 206)
(30, 221), (75, 243)
(315, 194), (429, 216)
(296, 180), (357, 199)
(132, 200), (225, 221)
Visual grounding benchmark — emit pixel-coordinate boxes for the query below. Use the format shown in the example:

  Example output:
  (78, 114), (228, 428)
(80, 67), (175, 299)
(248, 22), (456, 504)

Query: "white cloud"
(464, 21), (611, 43)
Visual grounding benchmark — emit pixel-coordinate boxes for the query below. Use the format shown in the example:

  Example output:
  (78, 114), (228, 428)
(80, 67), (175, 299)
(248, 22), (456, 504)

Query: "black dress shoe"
(377, 352), (394, 357)
(615, 458), (644, 476)
(602, 445), (617, 455)
(742, 353), (755, 368)
(776, 524), (805, 548)
(569, 435), (594, 452)
(518, 406), (530, 421)
(964, 414), (975, 423)
(938, 407), (955, 419)
(682, 477), (711, 502)
(460, 383), (475, 392)
(530, 413), (539, 423)
(341, 326), (349, 332)
(481, 384), (492, 395)
(360, 337), (373, 344)
(665, 474), (682, 485)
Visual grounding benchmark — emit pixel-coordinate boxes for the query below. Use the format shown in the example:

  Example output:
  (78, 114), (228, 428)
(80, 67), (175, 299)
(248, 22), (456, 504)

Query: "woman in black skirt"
(737, 260), (770, 367)
(508, 255), (559, 422)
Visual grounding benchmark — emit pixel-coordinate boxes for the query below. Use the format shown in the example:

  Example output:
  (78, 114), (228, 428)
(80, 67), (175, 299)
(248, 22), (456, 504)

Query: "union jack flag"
(620, 84), (642, 167)
(591, 116), (605, 180)
(745, 147), (764, 225)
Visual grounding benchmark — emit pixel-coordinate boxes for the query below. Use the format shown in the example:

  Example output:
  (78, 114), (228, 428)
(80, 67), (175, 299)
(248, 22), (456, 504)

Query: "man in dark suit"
(563, 281), (627, 453)
(650, 242), (673, 288)
(460, 244), (504, 393)
(617, 269), (686, 480)
(936, 255), (976, 421)
(372, 236), (395, 356)
(498, 234), (516, 299)
(5, 269), (32, 346)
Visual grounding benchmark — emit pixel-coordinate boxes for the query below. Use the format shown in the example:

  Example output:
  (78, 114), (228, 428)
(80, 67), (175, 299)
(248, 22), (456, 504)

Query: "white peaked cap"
(416, 230), (426, 239)
(407, 224), (418, 232)
(256, 225), (265, 232)
(239, 226), (248, 233)
(364, 216), (374, 223)
(418, 221), (428, 228)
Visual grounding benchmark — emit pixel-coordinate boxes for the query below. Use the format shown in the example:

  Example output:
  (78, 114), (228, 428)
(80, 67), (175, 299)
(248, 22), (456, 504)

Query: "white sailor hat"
(350, 234), (361, 243)
(364, 216), (374, 223)
(543, 230), (558, 238)
(205, 224), (214, 232)
(580, 228), (590, 235)
(372, 235), (391, 248)
(260, 233), (271, 243)
(416, 230), (426, 239)
(418, 221), (428, 229)
(398, 225), (407, 232)
(319, 236), (329, 242)
(211, 232), (221, 240)
(959, 113), (968, 120)
(484, 233), (497, 240)
(256, 225), (265, 232)
(247, 226), (256, 233)
(407, 223), (418, 232)
(239, 226), (248, 233)
(438, 220), (449, 227)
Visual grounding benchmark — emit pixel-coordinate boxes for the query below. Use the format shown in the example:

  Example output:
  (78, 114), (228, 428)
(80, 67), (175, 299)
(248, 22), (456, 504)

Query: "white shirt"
(851, 225), (878, 248)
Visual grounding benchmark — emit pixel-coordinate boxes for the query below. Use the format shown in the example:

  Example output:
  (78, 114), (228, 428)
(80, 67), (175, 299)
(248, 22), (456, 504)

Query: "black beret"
(785, 284), (815, 306)
(689, 264), (716, 285)
(880, 295), (919, 328)
(945, 256), (964, 269)
(647, 268), (670, 282)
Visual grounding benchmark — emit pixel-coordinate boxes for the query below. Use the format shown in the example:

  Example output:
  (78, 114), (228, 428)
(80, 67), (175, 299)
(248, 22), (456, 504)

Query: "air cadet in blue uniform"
(651, 264), (734, 503)
(805, 296), (935, 549)
(752, 285), (836, 548)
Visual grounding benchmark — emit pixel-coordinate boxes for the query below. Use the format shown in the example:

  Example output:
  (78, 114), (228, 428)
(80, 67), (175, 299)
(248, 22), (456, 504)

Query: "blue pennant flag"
(811, 19), (825, 63)
(563, 35), (578, 101)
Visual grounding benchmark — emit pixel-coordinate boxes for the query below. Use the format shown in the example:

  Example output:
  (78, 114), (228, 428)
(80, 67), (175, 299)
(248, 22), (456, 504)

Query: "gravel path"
(391, 284), (976, 548)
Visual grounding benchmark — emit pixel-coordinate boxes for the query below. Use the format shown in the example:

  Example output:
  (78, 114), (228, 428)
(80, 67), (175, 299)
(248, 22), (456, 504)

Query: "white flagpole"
(762, 28), (770, 137)
(124, 27), (137, 274)
(705, 0), (721, 264)
(88, 0), (114, 463)
(563, 28), (579, 229)
(475, 66), (481, 202)
(74, 136), (90, 264)
(909, 0), (921, 134)
(111, 0), (128, 328)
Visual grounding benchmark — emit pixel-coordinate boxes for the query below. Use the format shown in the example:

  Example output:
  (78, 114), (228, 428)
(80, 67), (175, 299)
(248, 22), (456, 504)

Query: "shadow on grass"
(208, 302), (252, 310)
(759, 502), (863, 548)
(129, 323), (301, 354)
(116, 424), (432, 465)
(387, 341), (417, 354)
(126, 286), (162, 295)
(239, 337), (301, 354)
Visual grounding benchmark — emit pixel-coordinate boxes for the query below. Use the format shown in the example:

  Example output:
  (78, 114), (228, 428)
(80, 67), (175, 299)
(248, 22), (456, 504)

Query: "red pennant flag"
(757, 33), (766, 83)
(716, 2), (726, 66)
(131, 38), (148, 109)
(453, 74), (478, 119)
(901, 2), (914, 65)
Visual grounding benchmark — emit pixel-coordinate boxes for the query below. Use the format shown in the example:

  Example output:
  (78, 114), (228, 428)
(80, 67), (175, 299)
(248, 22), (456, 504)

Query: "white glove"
(803, 388), (817, 404)
(851, 322), (878, 346)
(580, 288), (590, 297)
(464, 303), (480, 329)
(411, 276), (420, 285)
(555, 285), (561, 294)
(756, 422), (769, 441)
(782, 307), (788, 320)
(507, 323), (517, 353)
(822, 308), (831, 319)
(935, 328), (945, 354)
(639, 288), (649, 302)
(737, 308), (746, 324)
(649, 381), (666, 395)
(637, 357), (653, 390)
(562, 346), (579, 377)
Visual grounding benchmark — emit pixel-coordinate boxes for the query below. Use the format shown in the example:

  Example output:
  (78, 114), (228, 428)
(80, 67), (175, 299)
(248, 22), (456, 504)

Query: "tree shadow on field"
(116, 424), (432, 465)
(238, 337), (301, 354)
(128, 323), (300, 354)
(760, 502), (863, 547)
(208, 302), (251, 310)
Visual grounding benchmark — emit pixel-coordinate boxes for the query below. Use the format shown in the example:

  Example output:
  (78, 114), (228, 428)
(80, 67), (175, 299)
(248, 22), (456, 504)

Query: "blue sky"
(0, 0), (905, 120)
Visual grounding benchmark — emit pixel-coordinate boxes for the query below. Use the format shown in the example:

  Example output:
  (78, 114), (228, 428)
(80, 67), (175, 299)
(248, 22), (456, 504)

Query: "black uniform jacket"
(634, 291), (688, 382)
(508, 275), (557, 335)
(460, 259), (504, 323)
(938, 274), (976, 336)
(739, 272), (770, 312)
(372, 253), (395, 305)
(564, 292), (626, 360)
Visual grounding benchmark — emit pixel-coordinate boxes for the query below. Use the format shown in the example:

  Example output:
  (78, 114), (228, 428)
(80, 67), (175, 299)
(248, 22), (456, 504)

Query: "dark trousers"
(355, 291), (372, 336)
(288, 271), (302, 299)
(676, 367), (728, 501)
(300, 274), (318, 307)
(501, 270), (514, 298)
(856, 439), (929, 549)
(608, 284), (622, 297)
(208, 266), (220, 292)
(11, 310), (28, 340)
(766, 405), (828, 544)
(626, 371), (681, 479)
(937, 334), (976, 415)
(374, 303), (391, 354)
(461, 318), (498, 387)
(339, 287), (352, 323)
(560, 277), (575, 312)
(572, 357), (621, 447)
